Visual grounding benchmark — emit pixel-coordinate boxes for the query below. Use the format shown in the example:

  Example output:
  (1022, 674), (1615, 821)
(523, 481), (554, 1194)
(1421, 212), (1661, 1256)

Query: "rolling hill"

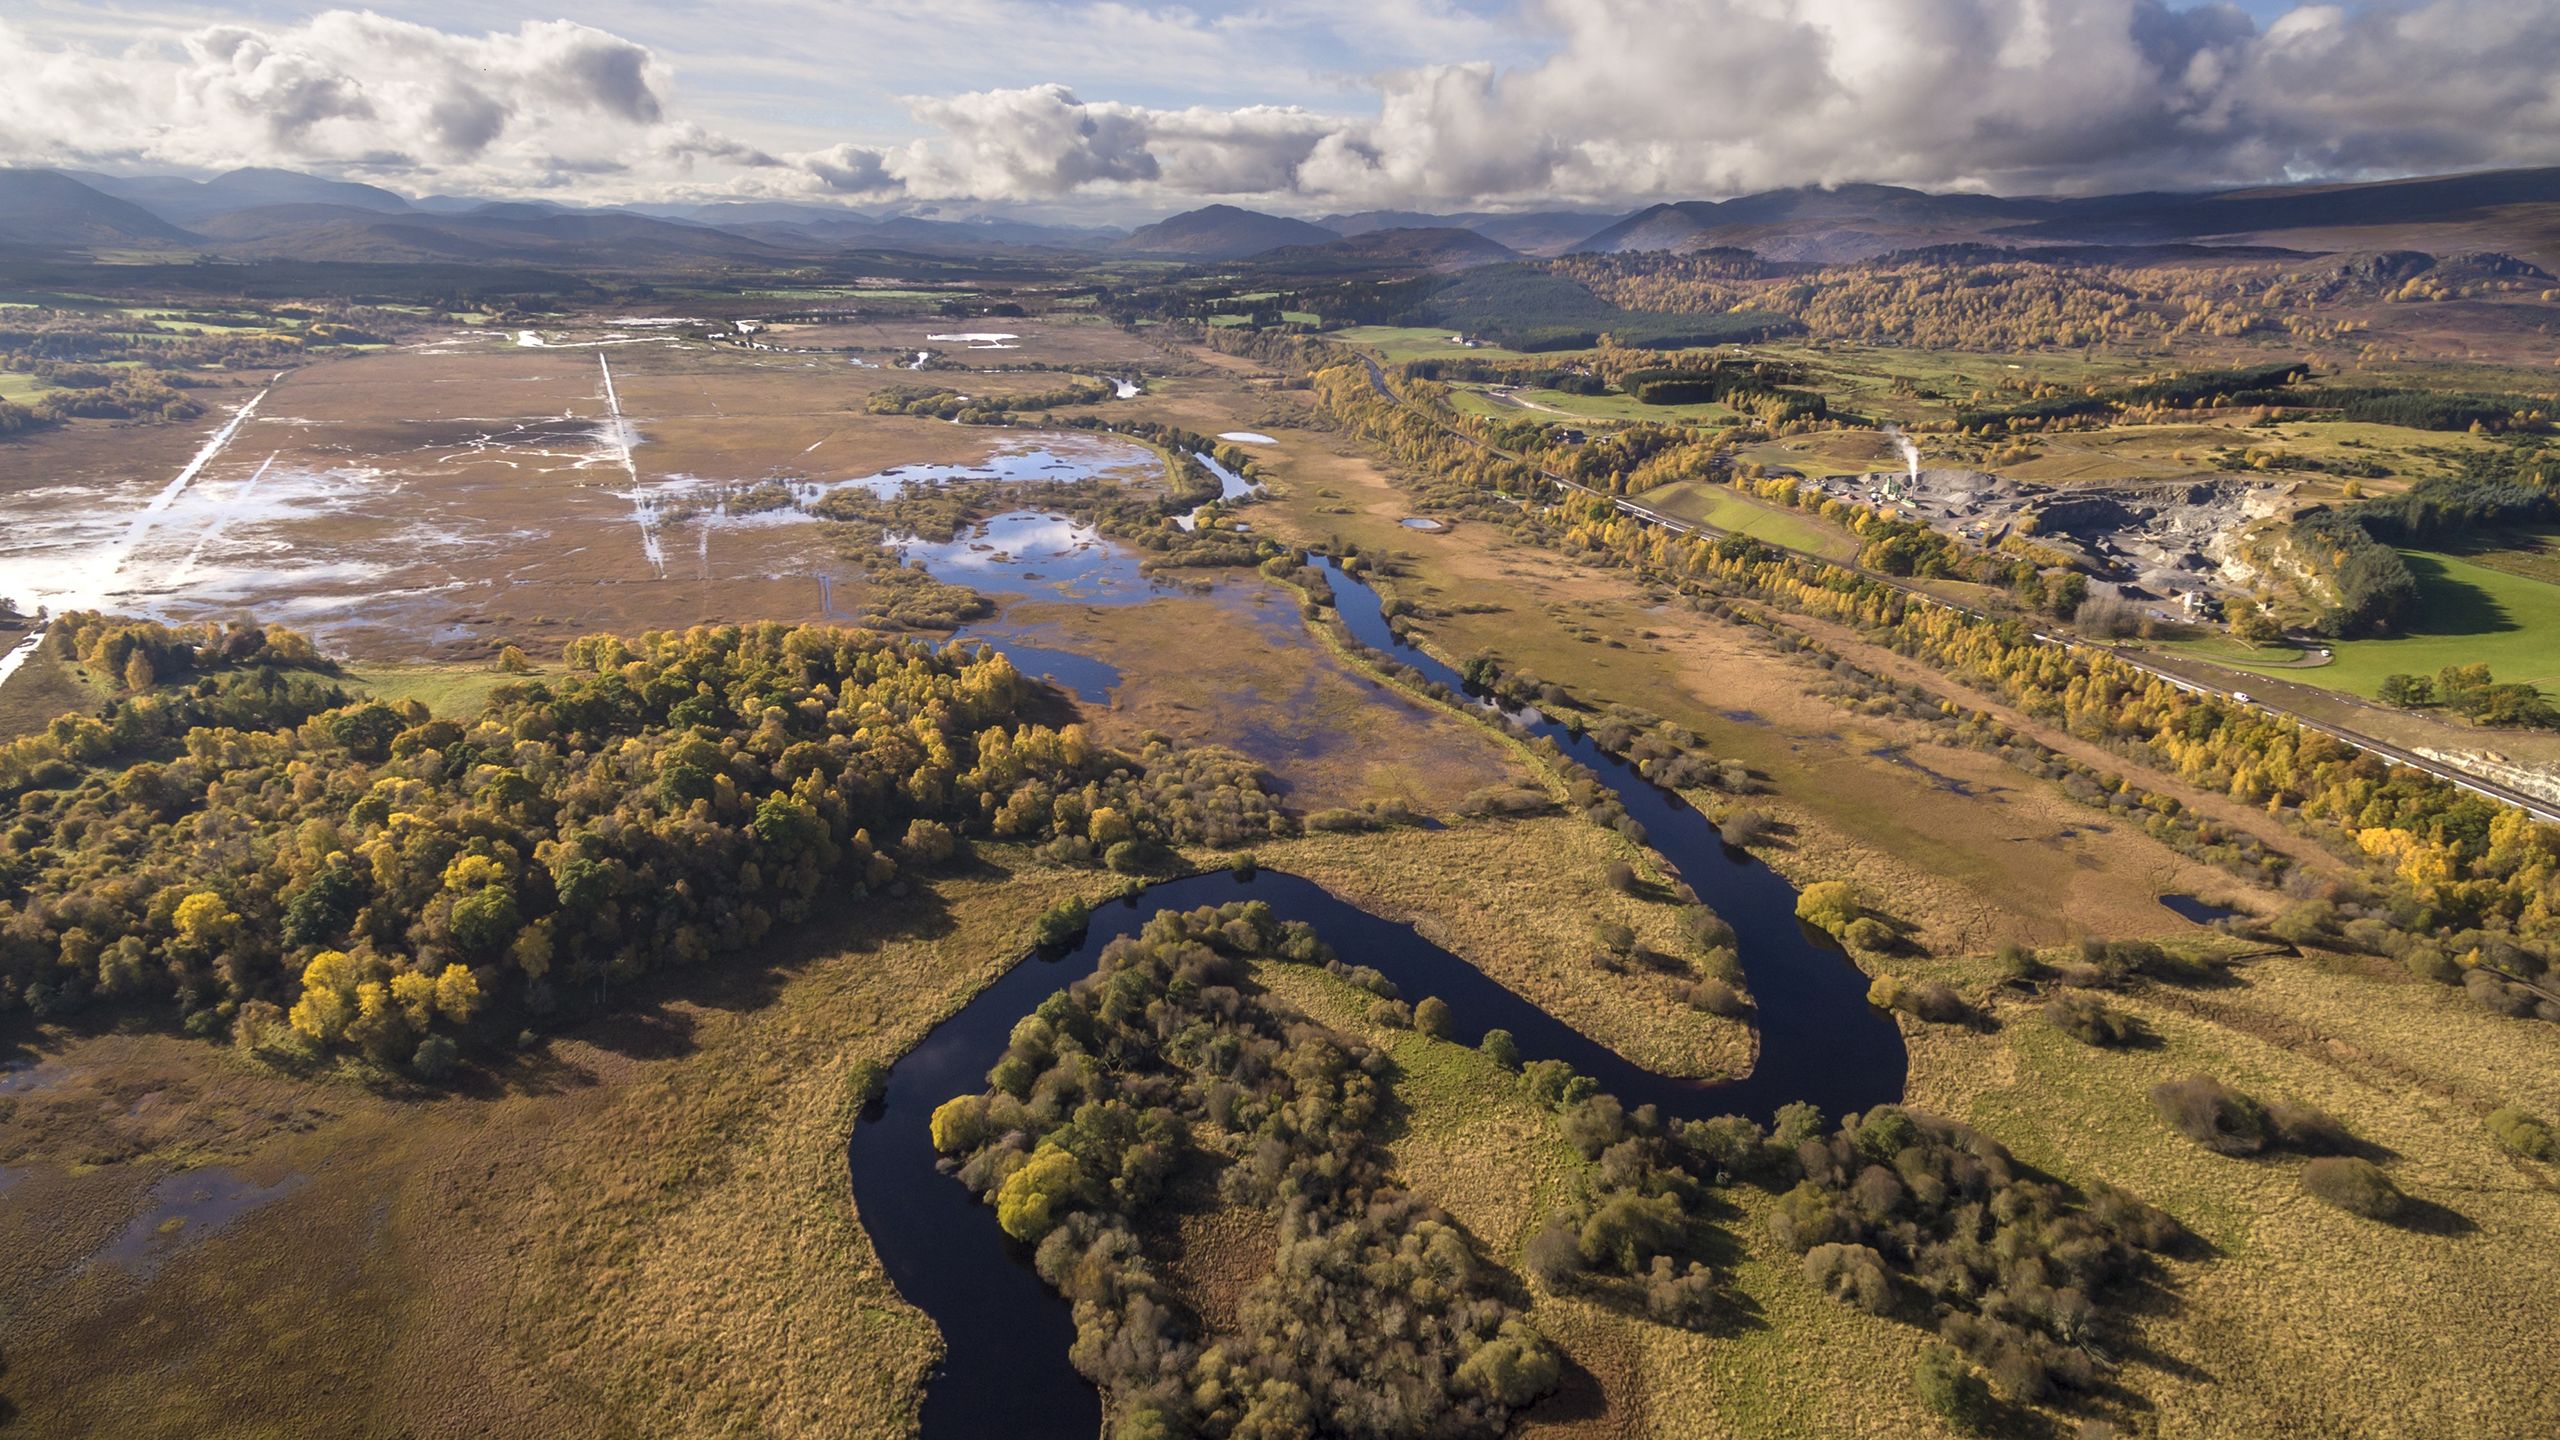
(1564, 169), (2560, 268)
(192, 202), (789, 265)
(1322, 208), (1627, 257)
(70, 166), (414, 224)
(1250, 227), (1519, 273)
(1354, 263), (1801, 351)
(0, 170), (200, 249)
(1569, 185), (2050, 262)
(1117, 205), (1338, 259)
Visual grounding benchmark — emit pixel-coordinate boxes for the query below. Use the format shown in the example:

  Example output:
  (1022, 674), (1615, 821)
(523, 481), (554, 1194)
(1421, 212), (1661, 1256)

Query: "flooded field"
(0, 322), (1514, 809)
(0, 334), (1166, 659)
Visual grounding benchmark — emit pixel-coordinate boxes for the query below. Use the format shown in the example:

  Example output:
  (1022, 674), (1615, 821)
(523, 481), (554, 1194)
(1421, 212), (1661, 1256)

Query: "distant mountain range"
(1319, 209), (1619, 257)
(1116, 204), (1338, 259)
(0, 170), (201, 247)
(1251, 227), (1521, 273)
(2, 164), (2557, 270)
(1569, 170), (2560, 264)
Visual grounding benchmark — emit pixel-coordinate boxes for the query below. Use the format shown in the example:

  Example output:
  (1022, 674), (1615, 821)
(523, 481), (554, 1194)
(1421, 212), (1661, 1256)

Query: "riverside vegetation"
(1239, 332), (2560, 1024)
(0, 614), (1288, 1073)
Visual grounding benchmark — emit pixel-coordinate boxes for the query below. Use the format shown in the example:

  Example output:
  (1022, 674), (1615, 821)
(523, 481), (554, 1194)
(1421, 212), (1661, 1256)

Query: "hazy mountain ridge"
(0, 170), (201, 247)
(1249, 227), (1520, 273)
(1116, 204), (1339, 258)
(6, 164), (2560, 269)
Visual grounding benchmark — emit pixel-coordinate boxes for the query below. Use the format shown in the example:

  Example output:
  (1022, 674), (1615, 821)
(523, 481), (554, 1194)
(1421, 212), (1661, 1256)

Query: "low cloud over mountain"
(4, 2), (2558, 213)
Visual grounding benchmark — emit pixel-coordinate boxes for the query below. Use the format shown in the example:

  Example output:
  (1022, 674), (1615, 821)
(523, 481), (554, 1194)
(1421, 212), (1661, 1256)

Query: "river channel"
(845, 547), (1908, 1437)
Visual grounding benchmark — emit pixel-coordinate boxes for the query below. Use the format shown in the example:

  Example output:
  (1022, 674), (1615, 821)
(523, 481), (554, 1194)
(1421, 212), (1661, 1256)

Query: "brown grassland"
(0, 812), (1760, 1439)
(1, 319), (2556, 1439)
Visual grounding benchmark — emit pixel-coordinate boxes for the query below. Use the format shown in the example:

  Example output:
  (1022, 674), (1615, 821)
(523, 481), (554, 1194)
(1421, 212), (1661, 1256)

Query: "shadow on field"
(2389, 1194), (2479, 1236)
(454, 853), (975, 1098)
(2401, 552), (2515, 636)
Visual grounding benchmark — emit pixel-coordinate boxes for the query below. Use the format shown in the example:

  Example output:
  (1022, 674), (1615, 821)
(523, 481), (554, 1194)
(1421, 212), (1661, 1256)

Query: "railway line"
(1353, 354), (2560, 825)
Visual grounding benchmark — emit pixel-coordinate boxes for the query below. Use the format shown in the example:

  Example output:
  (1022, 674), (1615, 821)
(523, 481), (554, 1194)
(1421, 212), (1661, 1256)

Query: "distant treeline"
(1953, 362), (2311, 431)
(1309, 263), (1801, 351)
(1400, 358), (1609, 394)
(864, 375), (1116, 423)
(1955, 361), (2551, 436)
(0, 370), (207, 437)
(1397, 356), (1826, 424)
(2287, 448), (2559, 633)
(1618, 362), (1828, 423)
(2308, 385), (2552, 433)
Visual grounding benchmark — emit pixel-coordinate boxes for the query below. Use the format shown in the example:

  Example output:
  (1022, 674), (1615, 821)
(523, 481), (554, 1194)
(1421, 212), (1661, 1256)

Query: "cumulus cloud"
(1279, 0), (2560, 205)
(3, 2), (2557, 210)
(0, 12), (706, 189)
(806, 0), (2560, 208)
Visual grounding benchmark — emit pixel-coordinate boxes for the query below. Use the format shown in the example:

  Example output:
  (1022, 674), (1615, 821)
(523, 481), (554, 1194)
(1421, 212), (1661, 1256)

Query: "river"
(844, 552), (1908, 1437)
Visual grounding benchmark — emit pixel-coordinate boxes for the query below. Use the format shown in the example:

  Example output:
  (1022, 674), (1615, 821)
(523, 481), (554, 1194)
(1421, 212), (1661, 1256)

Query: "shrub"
(1453, 1319), (1561, 1407)
(1843, 916), (1899, 952)
(1604, 860), (1638, 893)
(2486, 1106), (2556, 1162)
(1524, 1217), (1583, 1287)
(1479, 1028), (1521, 1071)
(410, 1033), (460, 1079)
(2464, 968), (2540, 1017)
(1414, 995), (1453, 1039)
(2269, 899), (2337, 946)
(1803, 1241), (1893, 1313)
(1523, 1059), (1597, 1109)
(1033, 896), (1091, 948)
(1681, 906), (1735, 953)
(1577, 1189), (1685, 1272)
(1990, 942), (2038, 984)
(1688, 978), (1748, 1017)
(1456, 783), (1558, 818)
(2150, 1073), (2270, 1155)
(1641, 1255), (1719, 1328)
(2403, 946), (2462, 984)
(1718, 808), (1772, 846)
(2267, 1100), (2357, 1155)
(1367, 997), (1412, 1028)
(1914, 1341), (1999, 1434)
(2301, 1156), (2404, 1220)
(900, 818), (957, 865)
(1869, 975), (1969, 1024)
(2044, 992), (2143, 1047)
(1795, 880), (1864, 936)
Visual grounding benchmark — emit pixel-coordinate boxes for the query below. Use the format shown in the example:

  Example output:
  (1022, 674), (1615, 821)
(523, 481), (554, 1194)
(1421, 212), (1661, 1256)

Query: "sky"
(3, 1), (2556, 221)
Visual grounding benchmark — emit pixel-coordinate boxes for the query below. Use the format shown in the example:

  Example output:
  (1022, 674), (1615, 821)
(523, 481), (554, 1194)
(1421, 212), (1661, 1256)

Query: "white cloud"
(0, 12), (696, 192)
(2, 2), (2557, 212)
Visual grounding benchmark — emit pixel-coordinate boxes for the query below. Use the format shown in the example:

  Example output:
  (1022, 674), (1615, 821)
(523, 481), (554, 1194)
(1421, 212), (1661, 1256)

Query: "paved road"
(1352, 354), (2560, 824)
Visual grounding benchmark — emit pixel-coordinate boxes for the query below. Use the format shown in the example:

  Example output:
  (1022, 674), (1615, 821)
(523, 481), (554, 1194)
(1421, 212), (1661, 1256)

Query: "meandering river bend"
(845, 553), (1908, 1437)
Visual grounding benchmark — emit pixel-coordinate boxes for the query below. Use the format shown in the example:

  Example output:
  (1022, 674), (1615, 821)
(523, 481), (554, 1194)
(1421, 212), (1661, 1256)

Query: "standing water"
(847, 554), (1906, 1436)
(1308, 556), (1906, 1123)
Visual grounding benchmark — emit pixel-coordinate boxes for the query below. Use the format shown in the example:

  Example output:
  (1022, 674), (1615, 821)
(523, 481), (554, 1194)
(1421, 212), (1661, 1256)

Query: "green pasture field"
(1459, 383), (1736, 426)
(2170, 547), (2560, 697)
(1630, 479), (1862, 563)
(1330, 325), (1546, 364)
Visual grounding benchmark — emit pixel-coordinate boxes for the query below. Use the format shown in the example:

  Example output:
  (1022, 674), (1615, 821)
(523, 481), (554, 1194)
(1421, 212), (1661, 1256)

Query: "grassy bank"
(2171, 547), (2560, 698)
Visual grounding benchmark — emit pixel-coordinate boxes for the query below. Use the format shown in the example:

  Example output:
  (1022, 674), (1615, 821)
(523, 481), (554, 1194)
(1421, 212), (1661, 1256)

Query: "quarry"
(1801, 461), (2295, 616)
